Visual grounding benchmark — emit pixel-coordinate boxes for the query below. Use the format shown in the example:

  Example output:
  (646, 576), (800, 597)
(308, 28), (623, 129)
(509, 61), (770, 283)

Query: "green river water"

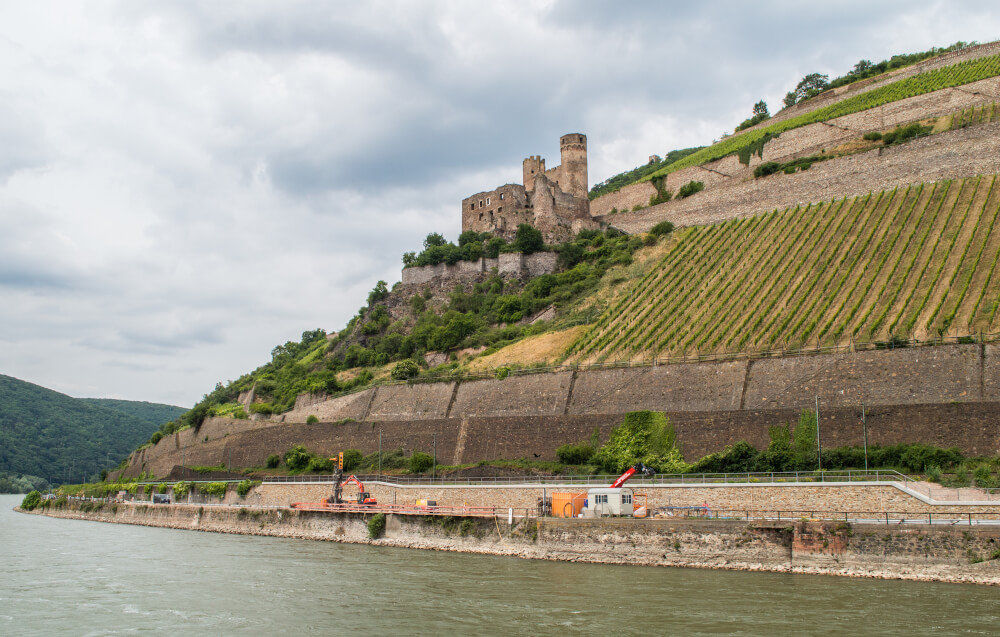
(1, 495), (997, 635)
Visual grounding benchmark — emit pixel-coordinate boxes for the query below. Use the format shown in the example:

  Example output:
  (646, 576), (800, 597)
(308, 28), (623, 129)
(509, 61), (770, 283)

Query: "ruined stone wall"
(401, 252), (556, 285)
(462, 183), (529, 237)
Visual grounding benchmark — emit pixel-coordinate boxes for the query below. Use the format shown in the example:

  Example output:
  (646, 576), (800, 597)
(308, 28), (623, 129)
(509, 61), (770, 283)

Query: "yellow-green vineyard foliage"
(641, 54), (1000, 182)
(569, 175), (1000, 361)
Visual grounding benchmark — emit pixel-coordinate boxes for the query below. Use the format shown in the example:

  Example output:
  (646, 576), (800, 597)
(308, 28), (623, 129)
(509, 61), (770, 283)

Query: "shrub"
(308, 456), (334, 472)
(881, 123), (932, 146)
(689, 441), (759, 473)
(495, 366), (511, 380)
(391, 359), (420, 380)
(513, 224), (545, 254)
(172, 481), (190, 499)
(649, 221), (675, 237)
(249, 403), (275, 415)
(306, 414), (319, 425)
(926, 465), (943, 483)
(556, 443), (595, 465)
(592, 411), (689, 474)
(283, 445), (313, 471)
(266, 454), (280, 469)
(236, 480), (258, 497)
(368, 513), (386, 539)
(150, 431), (163, 445)
(342, 449), (363, 472)
(198, 482), (228, 498)
(21, 490), (42, 511)
(863, 131), (883, 141)
(677, 180), (704, 198)
(753, 162), (781, 178)
(409, 452), (434, 473)
(974, 465), (996, 489)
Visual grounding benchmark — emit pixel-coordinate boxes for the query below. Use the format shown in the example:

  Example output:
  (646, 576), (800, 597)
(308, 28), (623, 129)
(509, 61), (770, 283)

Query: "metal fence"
(655, 508), (1000, 525)
(262, 469), (912, 487)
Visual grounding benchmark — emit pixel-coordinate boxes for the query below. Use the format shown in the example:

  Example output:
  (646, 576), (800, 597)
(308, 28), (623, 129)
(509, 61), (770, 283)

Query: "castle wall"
(401, 252), (557, 285)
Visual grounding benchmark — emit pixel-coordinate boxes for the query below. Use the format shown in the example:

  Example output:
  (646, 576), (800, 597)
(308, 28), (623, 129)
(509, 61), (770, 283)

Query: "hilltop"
(0, 374), (184, 487)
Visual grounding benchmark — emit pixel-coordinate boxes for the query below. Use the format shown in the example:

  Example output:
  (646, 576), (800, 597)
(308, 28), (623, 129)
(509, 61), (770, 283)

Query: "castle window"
(470, 204), (475, 211)
(480, 200), (484, 208)
(497, 207), (502, 214)
(486, 197), (490, 205)
(500, 193), (504, 200)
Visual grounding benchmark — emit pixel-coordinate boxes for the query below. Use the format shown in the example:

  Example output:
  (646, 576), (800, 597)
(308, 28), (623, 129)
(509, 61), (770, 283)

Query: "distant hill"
(0, 375), (185, 486)
(78, 398), (186, 429)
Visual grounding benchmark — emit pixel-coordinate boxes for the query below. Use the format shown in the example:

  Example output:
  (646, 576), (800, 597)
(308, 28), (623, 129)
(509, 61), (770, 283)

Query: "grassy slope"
(568, 175), (1000, 361)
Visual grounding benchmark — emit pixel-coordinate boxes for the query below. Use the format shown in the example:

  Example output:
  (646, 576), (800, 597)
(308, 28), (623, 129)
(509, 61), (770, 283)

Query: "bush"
(649, 221), (675, 237)
(237, 479), (258, 498)
(368, 512), (386, 539)
(753, 162), (781, 178)
(391, 359), (420, 380)
(306, 414), (319, 425)
(974, 465), (996, 489)
(592, 411), (689, 474)
(197, 482), (228, 498)
(172, 481), (191, 499)
(863, 131), (883, 141)
(284, 445), (313, 471)
(249, 403), (275, 415)
(266, 454), (280, 469)
(409, 452), (434, 473)
(342, 449), (363, 472)
(157, 483), (167, 494)
(556, 443), (595, 465)
(881, 123), (932, 146)
(308, 456), (334, 472)
(20, 490), (41, 511)
(677, 180), (704, 198)
(150, 431), (163, 445)
(495, 366), (511, 380)
(513, 224), (545, 254)
(689, 441), (759, 473)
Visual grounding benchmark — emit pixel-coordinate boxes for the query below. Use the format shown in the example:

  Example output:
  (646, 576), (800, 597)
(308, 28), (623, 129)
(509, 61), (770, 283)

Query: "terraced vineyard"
(639, 53), (1000, 182)
(568, 174), (1000, 362)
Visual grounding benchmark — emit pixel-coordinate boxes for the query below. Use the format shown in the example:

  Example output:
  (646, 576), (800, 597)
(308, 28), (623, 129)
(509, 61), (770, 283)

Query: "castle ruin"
(462, 134), (598, 243)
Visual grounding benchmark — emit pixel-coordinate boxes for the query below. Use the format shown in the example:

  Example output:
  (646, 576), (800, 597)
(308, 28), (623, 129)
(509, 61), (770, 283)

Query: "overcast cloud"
(1, 1), (998, 407)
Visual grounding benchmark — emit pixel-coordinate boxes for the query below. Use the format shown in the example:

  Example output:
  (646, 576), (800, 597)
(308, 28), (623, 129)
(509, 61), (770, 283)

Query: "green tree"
(409, 451), (434, 473)
(752, 100), (769, 117)
(367, 280), (389, 306)
(423, 232), (448, 249)
(793, 410), (818, 470)
(794, 72), (830, 101)
(391, 359), (420, 380)
(513, 224), (544, 254)
(592, 411), (689, 474)
(20, 490), (42, 511)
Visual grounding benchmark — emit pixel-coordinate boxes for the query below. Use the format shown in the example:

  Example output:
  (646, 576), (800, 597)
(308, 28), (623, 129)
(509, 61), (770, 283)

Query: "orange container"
(551, 492), (587, 518)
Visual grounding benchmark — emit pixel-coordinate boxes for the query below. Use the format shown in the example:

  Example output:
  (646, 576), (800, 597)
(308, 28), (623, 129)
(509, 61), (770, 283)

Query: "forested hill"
(0, 375), (184, 486)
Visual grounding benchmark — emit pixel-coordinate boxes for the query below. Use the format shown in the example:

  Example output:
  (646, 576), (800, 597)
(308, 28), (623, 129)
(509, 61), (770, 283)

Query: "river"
(1, 495), (998, 635)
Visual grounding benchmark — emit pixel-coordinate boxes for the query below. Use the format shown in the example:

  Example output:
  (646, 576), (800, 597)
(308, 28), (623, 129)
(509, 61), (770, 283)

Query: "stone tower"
(522, 155), (546, 193)
(558, 133), (588, 200)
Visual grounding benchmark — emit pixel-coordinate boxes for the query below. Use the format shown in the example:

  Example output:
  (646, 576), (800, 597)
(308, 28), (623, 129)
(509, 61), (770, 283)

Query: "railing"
(262, 469), (913, 487)
(290, 501), (536, 519)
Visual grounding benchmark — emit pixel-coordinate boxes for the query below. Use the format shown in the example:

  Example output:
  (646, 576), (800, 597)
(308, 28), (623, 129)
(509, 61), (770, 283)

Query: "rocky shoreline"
(19, 504), (1000, 586)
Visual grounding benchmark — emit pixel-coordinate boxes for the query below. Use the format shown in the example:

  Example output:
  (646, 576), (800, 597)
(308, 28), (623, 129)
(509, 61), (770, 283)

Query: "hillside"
(129, 39), (1000, 467)
(570, 175), (1000, 361)
(0, 375), (184, 486)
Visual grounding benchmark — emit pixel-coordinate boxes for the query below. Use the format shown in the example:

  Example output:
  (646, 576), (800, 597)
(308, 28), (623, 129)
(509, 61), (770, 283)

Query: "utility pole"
(815, 395), (822, 471)
(862, 402), (869, 472)
(378, 429), (382, 480)
(433, 432), (437, 481)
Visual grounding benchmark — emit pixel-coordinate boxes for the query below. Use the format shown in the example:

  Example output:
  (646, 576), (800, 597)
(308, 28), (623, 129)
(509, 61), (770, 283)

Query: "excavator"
(321, 464), (377, 506)
(610, 462), (655, 488)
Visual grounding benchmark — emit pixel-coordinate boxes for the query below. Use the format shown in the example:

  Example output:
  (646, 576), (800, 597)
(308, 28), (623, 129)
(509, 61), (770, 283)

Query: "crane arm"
(610, 462), (654, 488)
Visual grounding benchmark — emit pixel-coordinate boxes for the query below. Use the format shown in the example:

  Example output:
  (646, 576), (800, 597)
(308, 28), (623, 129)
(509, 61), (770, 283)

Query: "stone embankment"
(20, 501), (1000, 586)
(121, 342), (1000, 480)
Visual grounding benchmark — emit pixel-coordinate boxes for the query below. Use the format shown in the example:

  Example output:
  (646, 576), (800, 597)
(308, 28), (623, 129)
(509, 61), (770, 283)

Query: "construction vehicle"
(340, 475), (378, 506)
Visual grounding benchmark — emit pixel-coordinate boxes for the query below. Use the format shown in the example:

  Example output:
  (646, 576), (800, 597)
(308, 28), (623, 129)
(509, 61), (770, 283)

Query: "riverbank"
(18, 501), (1000, 586)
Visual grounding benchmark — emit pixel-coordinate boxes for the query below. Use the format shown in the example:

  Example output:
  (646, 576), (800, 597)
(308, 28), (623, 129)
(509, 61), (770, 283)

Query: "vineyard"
(568, 174), (1000, 361)
(638, 53), (1000, 183)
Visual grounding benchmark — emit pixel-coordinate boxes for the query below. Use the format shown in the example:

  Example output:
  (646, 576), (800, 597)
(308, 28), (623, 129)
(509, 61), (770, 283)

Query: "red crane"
(609, 462), (655, 489)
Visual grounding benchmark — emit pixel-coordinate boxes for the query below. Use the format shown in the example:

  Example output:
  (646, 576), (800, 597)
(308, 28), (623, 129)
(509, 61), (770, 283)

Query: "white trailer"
(584, 487), (635, 517)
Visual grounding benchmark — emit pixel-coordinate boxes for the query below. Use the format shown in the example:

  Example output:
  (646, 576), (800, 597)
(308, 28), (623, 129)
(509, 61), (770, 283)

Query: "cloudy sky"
(2, 1), (998, 407)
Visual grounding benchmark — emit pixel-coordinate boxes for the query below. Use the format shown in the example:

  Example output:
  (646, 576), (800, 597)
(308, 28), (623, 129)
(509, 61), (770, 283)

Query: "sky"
(2, 1), (998, 408)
